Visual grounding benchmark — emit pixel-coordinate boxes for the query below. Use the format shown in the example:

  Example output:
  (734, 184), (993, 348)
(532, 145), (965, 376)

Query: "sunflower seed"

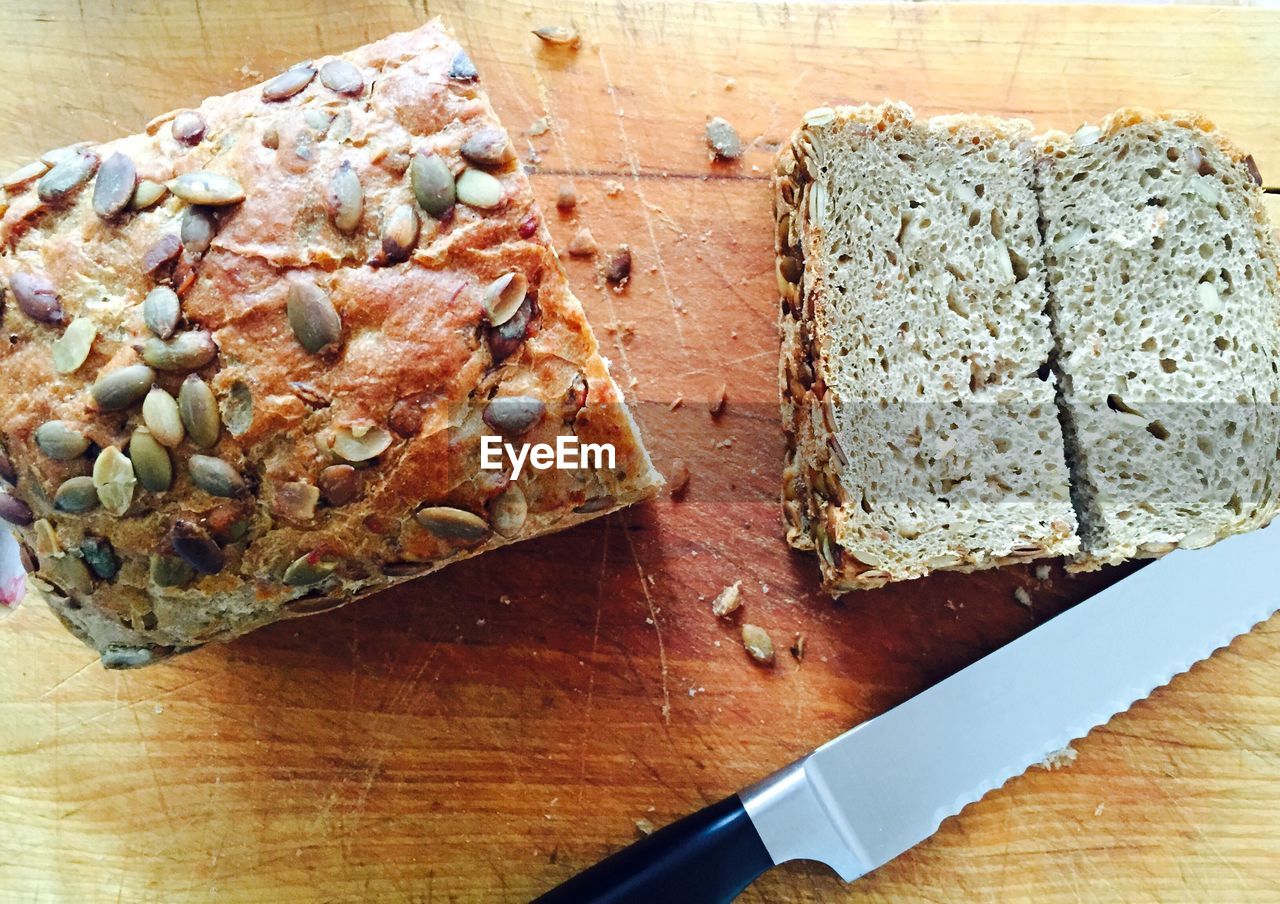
(171, 111), (206, 145)
(460, 128), (514, 168)
(319, 59), (363, 95)
(381, 203), (420, 263)
(140, 329), (218, 371)
(327, 161), (363, 233)
(92, 446), (136, 515)
(35, 421), (91, 459)
(486, 295), (533, 363)
(490, 483), (527, 538)
(142, 286), (182, 339)
(283, 551), (337, 586)
(274, 481), (319, 522)
(705, 117), (744, 161)
(532, 24), (581, 47)
(129, 428), (172, 492)
(455, 168), (503, 209)
(142, 387), (184, 447)
(482, 272), (528, 326)
(188, 455), (247, 498)
(329, 425), (392, 462)
(604, 245), (632, 286)
(51, 316), (97, 373)
(179, 375), (220, 448)
(9, 271), (63, 324)
(221, 381), (253, 436)
(483, 396), (545, 435)
(3, 160), (49, 190)
(318, 464), (358, 506)
(37, 151), (100, 204)
(91, 152), (137, 219)
(0, 491), (34, 526)
(131, 179), (167, 210)
(39, 553), (93, 594)
(141, 233), (182, 274)
(91, 364), (155, 410)
(414, 506), (490, 544)
(54, 476), (99, 513)
(168, 171), (245, 205)
(410, 152), (456, 217)
(741, 623), (776, 665)
(180, 206), (217, 253)
(262, 64), (316, 101)
(287, 280), (342, 353)
(170, 519), (224, 575)
(448, 50), (478, 81)
(573, 495), (616, 514)
(149, 554), (194, 588)
(79, 536), (120, 580)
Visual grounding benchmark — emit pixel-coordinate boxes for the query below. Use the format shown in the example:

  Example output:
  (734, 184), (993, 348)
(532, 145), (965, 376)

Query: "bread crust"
(0, 22), (660, 666)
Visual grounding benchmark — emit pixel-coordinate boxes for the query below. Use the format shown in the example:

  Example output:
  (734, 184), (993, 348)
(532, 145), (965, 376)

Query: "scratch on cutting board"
(129, 698), (179, 836)
(624, 527), (670, 725)
(35, 657), (99, 702)
(577, 517), (610, 801)
(1003, 18), (1034, 106)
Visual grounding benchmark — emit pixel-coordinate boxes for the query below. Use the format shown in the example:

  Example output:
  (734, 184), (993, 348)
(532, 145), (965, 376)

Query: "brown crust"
(0, 22), (660, 663)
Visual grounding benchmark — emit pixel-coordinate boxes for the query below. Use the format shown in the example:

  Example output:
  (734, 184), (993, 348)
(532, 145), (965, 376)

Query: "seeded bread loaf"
(0, 22), (661, 667)
(1036, 109), (1280, 570)
(775, 103), (1079, 592)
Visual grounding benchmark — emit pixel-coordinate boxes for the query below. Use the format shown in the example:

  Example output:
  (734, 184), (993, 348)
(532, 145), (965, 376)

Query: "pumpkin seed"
(168, 171), (245, 205)
(180, 206), (217, 253)
(140, 329), (218, 371)
(327, 161), (363, 233)
(142, 388), (184, 447)
(54, 476), (99, 513)
(381, 203), (420, 263)
(171, 111), (206, 145)
(170, 519), (225, 575)
(79, 536), (120, 580)
(35, 421), (91, 459)
(741, 623), (776, 665)
(92, 446), (136, 515)
(448, 50), (478, 81)
(532, 24), (581, 47)
(9, 271), (63, 324)
(319, 59), (363, 95)
(482, 396), (545, 435)
(0, 491), (33, 526)
(487, 295), (533, 363)
(460, 128), (514, 168)
(287, 280), (342, 353)
(142, 286), (182, 339)
(141, 233), (182, 274)
(131, 179), (167, 210)
(91, 364), (155, 411)
(39, 553), (93, 594)
(92, 152), (137, 219)
(330, 425), (392, 462)
(410, 152), (456, 217)
(490, 483), (527, 538)
(37, 150), (100, 204)
(318, 464), (358, 505)
(179, 375), (221, 448)
(274, 481), (319, 522)
(2, 160), (49, 190)
(188, 455), (247, 498)
(221, 381), (253, 436)
(574, 495), (616, 514)
(283, 551), (337, 586)
(262, 64), (316, 101)
(455, 168), (503, 209)
(129, 428), (172, 492)
(415, 506), (490, 544)
(482, 272), (528, 327)
(51, 317), (97, 373)
(149, 554), (194, 588)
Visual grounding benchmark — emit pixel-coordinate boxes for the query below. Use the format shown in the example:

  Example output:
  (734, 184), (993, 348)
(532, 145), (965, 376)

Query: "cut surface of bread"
(776, 103), (1079, 592)
(1037, 109), (1280, 569)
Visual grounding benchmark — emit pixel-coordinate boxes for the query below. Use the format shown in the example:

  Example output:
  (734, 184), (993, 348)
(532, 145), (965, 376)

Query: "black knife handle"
(533, 794), (775, 904)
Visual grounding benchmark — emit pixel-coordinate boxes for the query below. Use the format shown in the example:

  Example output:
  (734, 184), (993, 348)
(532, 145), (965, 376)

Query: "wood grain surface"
(2, 2), (1279, 901)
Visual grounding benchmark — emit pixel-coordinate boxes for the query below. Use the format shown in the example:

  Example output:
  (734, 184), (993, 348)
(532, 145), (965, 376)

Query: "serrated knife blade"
(536, 523), (1280, 904)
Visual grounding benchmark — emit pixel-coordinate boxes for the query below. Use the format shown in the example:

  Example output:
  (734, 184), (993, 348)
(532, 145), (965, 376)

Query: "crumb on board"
(603, 245), (632, 287)
(1094, 802), (1105, 817)
(708, 383), (727, 418)
(789, 633), (806, 661)
(567, 226), (598, 257)
(603, 179), (625, 196)
(529, 116), (552, 136)
(667, 458), (691, 498)
(711, 580), (742, 617)
(634, 818), (655, 837)
(555, 182), (577, 212)
(669, 393), (684, 411)
(742, 623), (776, 666)
(705, 116), (744, 161)
(1038, 745), (1078, 770)
(1013, 586), (1033, 608)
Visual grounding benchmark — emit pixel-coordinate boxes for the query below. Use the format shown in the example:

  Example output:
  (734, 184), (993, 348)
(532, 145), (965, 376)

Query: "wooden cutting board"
(2, 2), (1278, 901)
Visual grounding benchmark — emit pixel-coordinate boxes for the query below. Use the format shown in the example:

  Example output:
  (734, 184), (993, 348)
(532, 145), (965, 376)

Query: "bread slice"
(1036, 109), (1280, 569)
(776, 103), (1079, 593)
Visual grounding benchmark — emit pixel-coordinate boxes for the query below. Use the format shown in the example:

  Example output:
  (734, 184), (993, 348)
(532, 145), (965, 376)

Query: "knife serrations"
(743, 523), (1280, 881)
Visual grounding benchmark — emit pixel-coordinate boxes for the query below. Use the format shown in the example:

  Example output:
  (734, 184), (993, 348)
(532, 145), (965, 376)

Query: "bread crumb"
(634, 818), (655, 836)
(708, 383), (728, 418)
(723, 77), (736, 91)
(667, 459), (691, 498)
(711, 580), (742, 617)
(789, 633), (806, 661)
(1094, 803), (1105, 817)
(603, 180), (624, 196)
(555, 182), (577, 212)
(1034, 564), (1051, 581)
(669, 393), (684, 411)
(1013, 586), (1033, 608)
(603, 245), (632, 287)
(528, 116), (551, 137)
(742, 623), (775, 665)
(1039, 745), (1077, 770)
(567, 226), (598, 257)
(705, 116), (743, 161)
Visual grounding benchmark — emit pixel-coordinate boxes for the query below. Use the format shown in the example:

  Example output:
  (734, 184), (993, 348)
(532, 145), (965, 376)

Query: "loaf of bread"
(0, 22), (661, 666)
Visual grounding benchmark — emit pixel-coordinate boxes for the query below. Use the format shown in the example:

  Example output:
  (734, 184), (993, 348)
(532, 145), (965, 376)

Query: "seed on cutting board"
(171, 111), (207, 145)
(532, 24), (581, 47)
(460, 128), (514, 168)
(567, 227), (598, 258)
(140, 329), (218, 371)
(604, 245), (632, 286)
(287, 281), (342, 353)
(51, 317), (98, 374)
(35, 421), (91, 460)
(3, 160), (49, 190)
(54, 476), (99, 513)
(149, 553), (194, 588)
(91, 364), (155, 411)
(131, 179), (167, 210)
(170, 519), (225, 575)
(141, 233), (182, 274)
(262, 64), (316, 101)
(381, 203), (421, 263)
(130, 426), (173, 492)
(142, 286), (182, 339)
(91, 152), (137, 219)
(741, 623), (776, 665)
(455, 168), (504, 209)
(483, 395), (546, 435)
(490, 483), (527, 538)
(9, 271), (64, 324)
(188, 455), (247, 498)
(180, 206), (217, 253)
(37, 150), (100, 204)
(705, 116), (744, 161)
(319, 59), (364, 95)
(711, 581), (743, 618)
(178, 375), (221, 448)
(0, 490), (34, 526)
(318, 464), (358, 506)
(410, 152), (456, 217)
(414, 506), (491, 544)
(221, 381), (254, 436)
(80, 536), (120, 581)
(283, 551), (338, 586)
(448, 49), (478, 81)
(92, 446), (136, 516)
(482, 272), (528, 327)
(327, 161), (363, 233)
(142, 387), (185, 447)
(330, 425), (392, 462)
(167, 171), (245, 205)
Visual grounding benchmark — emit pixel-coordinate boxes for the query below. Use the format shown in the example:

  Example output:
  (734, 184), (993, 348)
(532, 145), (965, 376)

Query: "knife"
(535, 522), (1279, 903)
